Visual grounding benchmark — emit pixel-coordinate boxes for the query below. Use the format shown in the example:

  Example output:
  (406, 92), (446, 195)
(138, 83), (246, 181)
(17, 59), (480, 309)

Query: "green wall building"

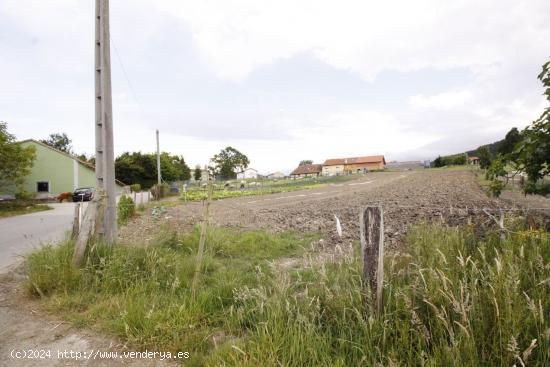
(14, 140), (122, 198)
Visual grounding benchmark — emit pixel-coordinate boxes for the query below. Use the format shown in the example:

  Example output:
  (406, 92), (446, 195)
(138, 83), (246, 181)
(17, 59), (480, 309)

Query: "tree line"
(0, 125), (251, 193)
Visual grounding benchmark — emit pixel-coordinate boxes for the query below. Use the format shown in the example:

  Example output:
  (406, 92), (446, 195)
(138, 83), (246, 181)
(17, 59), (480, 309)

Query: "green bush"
(117, 195), (135, 225)
(434, 153), (468, 167)
(15, 189), (35, 200)
(488, 178), (506, 197)
(151, 183), (170, 200)
(130, 183), (141, 193)
(524, 180), (550, 197)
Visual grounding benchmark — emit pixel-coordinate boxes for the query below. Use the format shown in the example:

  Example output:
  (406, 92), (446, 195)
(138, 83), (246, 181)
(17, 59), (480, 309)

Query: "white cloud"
(233, 109), (440, 172)
(154, 0), (550, 81)
(409, 90), (473, 110)
(289, 110), (436, 154)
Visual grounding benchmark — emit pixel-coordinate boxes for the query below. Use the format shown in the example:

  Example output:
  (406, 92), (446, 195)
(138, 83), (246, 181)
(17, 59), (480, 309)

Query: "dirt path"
(120, 169), (541, 247)
(0, 268), (178, 367)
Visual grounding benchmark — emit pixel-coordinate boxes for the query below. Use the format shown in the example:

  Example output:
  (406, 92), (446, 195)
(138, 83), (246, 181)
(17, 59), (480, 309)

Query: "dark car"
(73, 187), (94, 202)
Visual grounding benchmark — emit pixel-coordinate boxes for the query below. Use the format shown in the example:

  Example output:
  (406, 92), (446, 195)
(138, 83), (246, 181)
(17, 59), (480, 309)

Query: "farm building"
(237, 168), (258, 179)
(4, 139), (124, 199)
(468, 156), (480, 165)
(290, 164), (323, 178)
(267, 171), (285, 179)
(323, 155), (386, 176)
(322, 159), (345, 176)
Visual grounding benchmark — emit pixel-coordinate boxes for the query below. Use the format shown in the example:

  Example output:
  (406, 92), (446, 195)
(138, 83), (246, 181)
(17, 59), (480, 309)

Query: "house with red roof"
(290, 164), (323, 178)
(322, 155), (386, 176)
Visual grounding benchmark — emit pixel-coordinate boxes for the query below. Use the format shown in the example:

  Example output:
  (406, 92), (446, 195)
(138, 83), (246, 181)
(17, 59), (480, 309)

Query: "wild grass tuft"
(26, 223), (549, 366)
(25, 227), (317, 365)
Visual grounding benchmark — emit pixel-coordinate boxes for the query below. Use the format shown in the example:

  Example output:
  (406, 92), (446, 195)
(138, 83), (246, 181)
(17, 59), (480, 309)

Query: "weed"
(117, 195), (136, 225)
(26, 224), (549, 365)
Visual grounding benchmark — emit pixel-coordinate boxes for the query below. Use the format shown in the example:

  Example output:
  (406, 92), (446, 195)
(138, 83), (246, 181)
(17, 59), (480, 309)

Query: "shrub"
(488, 178), (506, 197)
(117, 195), (135, 225)
(130, 184), (141, 193)
(524, 180), (550, 197)
(151, 183), (170, 200)
(15, 189), (35, 200)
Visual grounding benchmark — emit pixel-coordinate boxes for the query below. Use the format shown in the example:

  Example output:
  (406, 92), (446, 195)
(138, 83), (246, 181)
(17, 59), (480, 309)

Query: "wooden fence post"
(72, 189), (106, 267)
(482, 208), (506, 240)
(192, 179), (214, 298)
(71, 203), (81, 239)
(359, 206), (385, 314)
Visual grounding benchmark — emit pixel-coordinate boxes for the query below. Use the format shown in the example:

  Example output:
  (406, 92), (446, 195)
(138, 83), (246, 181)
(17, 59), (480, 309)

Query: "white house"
(237, 168), (258, 179)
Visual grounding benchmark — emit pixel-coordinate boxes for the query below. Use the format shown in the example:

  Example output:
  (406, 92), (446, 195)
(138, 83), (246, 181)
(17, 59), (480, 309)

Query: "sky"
(1, 0), (549, 174)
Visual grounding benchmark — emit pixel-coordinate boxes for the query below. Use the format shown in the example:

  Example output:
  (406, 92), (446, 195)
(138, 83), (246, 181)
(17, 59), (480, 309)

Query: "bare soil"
(119, 169), (550, 247)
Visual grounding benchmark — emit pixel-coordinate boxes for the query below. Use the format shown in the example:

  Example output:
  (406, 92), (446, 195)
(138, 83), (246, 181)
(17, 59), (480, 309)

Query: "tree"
(115, 151), (191, 189)
(433, 156), (443, 168)
(41, 132), (72, 154)
(478, 146), (492, 169)
(299, 160), (313, 166)
(194, 165), (202, 181)
(487, 59), (550, 196)
(514, 61), (550, 185)
(210, 147), (250, 180)
(497, 127), (522, 156)
(434, 153), (468, 167)
(159, 152), (191, 182)
(0, 122), (36, 192)
(77, 153), (95, 165)
(485, 156), (507, 197)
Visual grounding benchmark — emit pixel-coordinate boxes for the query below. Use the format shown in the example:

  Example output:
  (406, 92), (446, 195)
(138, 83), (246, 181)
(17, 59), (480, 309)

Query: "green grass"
(181, 174), (371, 202)
(26, 223), (549, 366)
(430, 165), (479, 171)
(26, 228), (319, 365)
(0, 201), (52, 218)
(181, 184), (324, 202)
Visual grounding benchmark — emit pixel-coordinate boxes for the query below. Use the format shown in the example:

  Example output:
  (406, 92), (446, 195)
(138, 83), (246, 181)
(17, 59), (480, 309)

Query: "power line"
(110, 34), (144, 112)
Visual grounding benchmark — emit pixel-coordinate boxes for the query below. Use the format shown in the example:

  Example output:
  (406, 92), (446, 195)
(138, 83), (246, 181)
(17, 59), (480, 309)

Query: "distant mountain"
(465, 138), (503, 157)
(465, 127), (520, 158)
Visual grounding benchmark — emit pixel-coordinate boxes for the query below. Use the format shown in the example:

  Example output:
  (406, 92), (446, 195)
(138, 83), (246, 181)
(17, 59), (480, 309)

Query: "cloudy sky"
(1, 0), (549, 173)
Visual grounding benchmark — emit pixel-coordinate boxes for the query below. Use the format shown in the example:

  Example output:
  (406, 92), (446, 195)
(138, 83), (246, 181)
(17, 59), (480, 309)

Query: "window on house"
(37, 181), (49, 192)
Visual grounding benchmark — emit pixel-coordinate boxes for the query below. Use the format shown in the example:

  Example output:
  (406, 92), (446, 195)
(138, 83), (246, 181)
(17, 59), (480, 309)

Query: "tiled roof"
(290, 164), (323, 175)
(323, 155), (385, 166)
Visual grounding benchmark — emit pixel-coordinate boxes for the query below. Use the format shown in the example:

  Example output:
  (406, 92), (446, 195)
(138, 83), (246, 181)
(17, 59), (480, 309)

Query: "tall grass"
(26, 223), (549, 366)
(26, 228), (318, 365)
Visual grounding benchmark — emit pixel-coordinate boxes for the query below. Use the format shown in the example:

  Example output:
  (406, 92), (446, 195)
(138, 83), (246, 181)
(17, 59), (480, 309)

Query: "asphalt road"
(0, 203), (79, 271)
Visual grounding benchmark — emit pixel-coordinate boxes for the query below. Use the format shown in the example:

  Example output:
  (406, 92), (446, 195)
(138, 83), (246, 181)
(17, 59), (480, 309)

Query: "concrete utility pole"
(156, 129), (161, 186)
(95, 0), (117, 243)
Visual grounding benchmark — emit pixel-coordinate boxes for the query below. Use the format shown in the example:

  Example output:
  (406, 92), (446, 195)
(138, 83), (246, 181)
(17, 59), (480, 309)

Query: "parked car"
(73, 187), (94, 202)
